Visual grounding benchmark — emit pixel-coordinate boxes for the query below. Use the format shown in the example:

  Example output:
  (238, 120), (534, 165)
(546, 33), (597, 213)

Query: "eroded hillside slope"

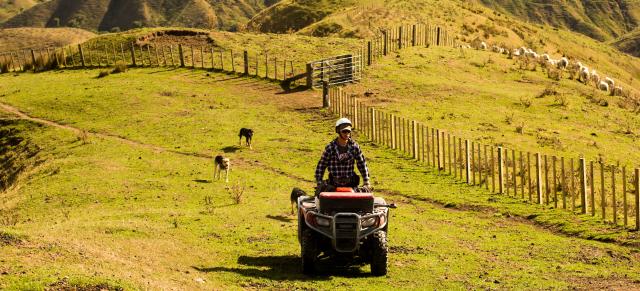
(2, 0), (277, 31)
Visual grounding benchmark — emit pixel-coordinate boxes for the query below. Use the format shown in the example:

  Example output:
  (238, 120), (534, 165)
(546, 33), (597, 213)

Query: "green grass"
(350, 46), (640, 168)
(1, 68), (640, 289)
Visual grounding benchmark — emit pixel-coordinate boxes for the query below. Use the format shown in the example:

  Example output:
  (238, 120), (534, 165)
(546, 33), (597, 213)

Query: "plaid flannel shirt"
(315, 138), (370, 185)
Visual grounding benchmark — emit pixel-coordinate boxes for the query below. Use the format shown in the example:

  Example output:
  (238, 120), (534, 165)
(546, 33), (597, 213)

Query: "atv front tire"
(301, 228), (318, 275)
(370, 230), (388, 276)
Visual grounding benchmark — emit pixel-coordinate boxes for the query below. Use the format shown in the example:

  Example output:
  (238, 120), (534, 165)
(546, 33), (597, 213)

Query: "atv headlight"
(361, 217), (377, 227)
(316, 217), (331, 227)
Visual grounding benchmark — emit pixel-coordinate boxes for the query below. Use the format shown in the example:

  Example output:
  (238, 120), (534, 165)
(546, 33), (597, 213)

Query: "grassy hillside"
(613, 28), (640, 57)
(250, 0), (640, 43)
(0, 0), (42, 24)
(2, 0), (276, 32)
(246, 0), (356, 34)
(349, 45), (640, 168)
(1, 68), (640, 288)
(0, 27), (96, 51)
(476, 0), (640, 41)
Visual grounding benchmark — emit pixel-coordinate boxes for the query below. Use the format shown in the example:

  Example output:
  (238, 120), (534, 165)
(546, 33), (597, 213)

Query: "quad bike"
(297, 186), (396, 276)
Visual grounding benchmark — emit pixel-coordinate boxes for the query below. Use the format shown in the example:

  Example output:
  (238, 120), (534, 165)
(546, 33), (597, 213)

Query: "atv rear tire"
(301, 228), (318, 275)
(370, 230), (388, 276)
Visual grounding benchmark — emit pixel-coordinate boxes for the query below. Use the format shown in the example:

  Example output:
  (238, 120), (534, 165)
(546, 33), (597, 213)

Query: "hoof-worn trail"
(1, 68), (639, 289)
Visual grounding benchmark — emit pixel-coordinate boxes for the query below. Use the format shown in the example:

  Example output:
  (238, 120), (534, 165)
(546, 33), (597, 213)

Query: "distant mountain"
(476, 0), (640, 41)
(2, 0), (279, 32)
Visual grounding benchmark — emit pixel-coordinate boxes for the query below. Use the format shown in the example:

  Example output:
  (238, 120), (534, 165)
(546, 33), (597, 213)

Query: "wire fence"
(0, 42), (309, 87)
(329, 86), (640, 230)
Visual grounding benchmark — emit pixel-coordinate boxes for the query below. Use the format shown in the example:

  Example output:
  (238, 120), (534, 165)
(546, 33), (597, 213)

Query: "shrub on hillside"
(111, 62), (127, 74)
(519, 97), (532, 108)
(227, 182), (245, 204)
(554, 94), (569, 107)
(312, 22), (343, 37)
(537, 87), (559, 98)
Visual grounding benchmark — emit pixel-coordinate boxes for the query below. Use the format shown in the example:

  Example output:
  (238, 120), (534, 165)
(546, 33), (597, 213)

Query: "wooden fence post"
(79, 45), (86, 67)
(190, 46), (195, 68)
(449, 135), (453, 175)
(623, 167), (628, 227)
(412, 25), (417, 46)
(436, 129), (441, 170)
(465, 140), (471, 184)
(635, 168), (640, 230)
(601, 162), (606, 220)
(371, 108), (376, 143)
(29, 49), (37, 72)
(612, 165), (617, 225)
(322, 81), (329, 108)
(471, 142), (476, 185)
(580, 158), (587, 214)
(367, 41), (372, 66)
(178, 44), (185, 67)
(536, 153), (542, 204)
(512, 150), (517, 195)
(243, 50), (249, 75)
(383, 30), (388, 56)
(412, 121), (418, 159)
(561, 157), (567, 208)
(306, 62), (313, 88)
(353, 98), (359, 130)
(129, 44), (137, 67)
(443, 132), (449, 173)
(436, 27), (441, 46)
(390, 116), (396, 149)
(398, 26), (403, 49)
(498, 147), (504, 194)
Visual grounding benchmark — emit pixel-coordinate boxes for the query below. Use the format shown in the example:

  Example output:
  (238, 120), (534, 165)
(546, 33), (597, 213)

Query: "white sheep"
(604, 77), (615, 88)
(612, 86), (623, 96)
(547, 59), (557, 67)
(579, 67), (590, 84)
(590, 70), (600, 86)
(480, 42), (488, 50)
(513, 49), (521, 57)
(597, 81), (610, 92)
(542, 54), (550, 61)
(557, 57), (569, 69)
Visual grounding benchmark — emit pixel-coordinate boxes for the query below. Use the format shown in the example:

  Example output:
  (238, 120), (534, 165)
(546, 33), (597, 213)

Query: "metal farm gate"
(307, 54), (362, 89)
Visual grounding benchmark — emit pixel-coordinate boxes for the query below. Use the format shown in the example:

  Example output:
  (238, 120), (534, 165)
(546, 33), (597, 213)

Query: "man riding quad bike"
(296, 118), (396, 276)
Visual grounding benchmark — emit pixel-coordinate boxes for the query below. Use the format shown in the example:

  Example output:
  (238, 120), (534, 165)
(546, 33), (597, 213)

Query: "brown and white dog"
(214, 155), (230, 183)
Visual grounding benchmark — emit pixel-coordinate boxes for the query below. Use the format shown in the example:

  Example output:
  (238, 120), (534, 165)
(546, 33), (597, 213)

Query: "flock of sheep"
(463, 41), (625, 97)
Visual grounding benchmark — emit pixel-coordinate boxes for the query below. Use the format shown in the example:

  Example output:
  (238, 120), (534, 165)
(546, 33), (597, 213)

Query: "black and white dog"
(238, 128), (253, 149)
(290, 187), (307, 214)
(214, 155), (230, 183)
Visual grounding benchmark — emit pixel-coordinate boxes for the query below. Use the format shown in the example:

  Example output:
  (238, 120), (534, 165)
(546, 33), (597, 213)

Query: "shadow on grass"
(221, 146), (240, 153)
(266, 214), (293, 223)
(193, 179), (211, 183)
(193, 255), (373, 281)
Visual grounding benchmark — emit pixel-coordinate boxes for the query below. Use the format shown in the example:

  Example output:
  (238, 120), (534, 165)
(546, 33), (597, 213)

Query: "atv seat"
(318, 192), (374, 214)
